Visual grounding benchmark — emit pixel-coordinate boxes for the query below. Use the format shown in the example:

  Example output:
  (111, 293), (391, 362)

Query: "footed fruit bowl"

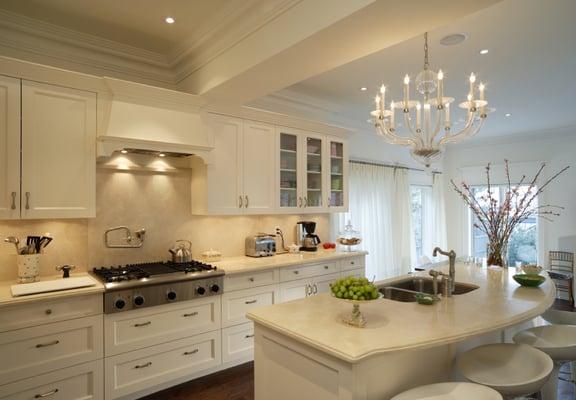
(330, 276), (380, 328)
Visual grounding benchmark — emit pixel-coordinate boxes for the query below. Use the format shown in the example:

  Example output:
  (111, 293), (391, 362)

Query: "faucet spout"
(432, 247), (457, 294)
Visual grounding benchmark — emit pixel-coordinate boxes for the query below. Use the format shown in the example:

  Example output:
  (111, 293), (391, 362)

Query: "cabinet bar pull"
(303, 196), (308, 207)
(313, 284), (318, 294)
(35, 340), (59, 348)
(183, 312), (198, 317)
(10, 192), (16, 210)
(25, 192), (30, 210)
(245, 299), (257, 304)
(298, 197), (302, 207)
(306, 284), (312, 296)
(134, 361), (152, 369)
(133, 321), (151, 327)
(245, 334), (255, 339)
(245, 195), (249, 208)
(34, 389), (58, 398)
(183, 349), (199, 356)
(239, 196), (243, 208)
(327, 197), (331, 207)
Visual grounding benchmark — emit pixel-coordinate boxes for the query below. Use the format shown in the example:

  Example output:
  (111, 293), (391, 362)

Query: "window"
(470, 185), (538, 265)
(410, 185), (432, 262)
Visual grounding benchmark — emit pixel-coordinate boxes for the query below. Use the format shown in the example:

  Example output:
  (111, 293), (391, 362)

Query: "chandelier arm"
(428, 106), (444, 145)
(440, 113), (484, 145)
(376, 125), (414, 146)
(439, 109), (477, 145)
(402, 111), (424, 147)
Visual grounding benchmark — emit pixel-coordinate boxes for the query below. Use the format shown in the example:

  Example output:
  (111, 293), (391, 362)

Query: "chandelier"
(370, 32), (488, 167)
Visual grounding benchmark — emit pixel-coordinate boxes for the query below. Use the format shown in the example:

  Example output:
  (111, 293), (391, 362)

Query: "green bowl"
(513, 274), (546, 287)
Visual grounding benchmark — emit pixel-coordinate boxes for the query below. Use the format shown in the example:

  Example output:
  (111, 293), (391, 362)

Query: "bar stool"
(391, 382), (502, 400)
(514, 325), (576, 400)
(457, 343), (553, 399)
(541, 306), (576, 382)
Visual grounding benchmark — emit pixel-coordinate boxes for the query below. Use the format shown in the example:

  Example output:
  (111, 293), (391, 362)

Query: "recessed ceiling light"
(479, 49), (489, 55)
(120, 149), (128, 154)
(159, 153), (166, 157)
(360, 87), (368, 92)
(439, 33), (468, 46)
(165, 17), (175, 24)
(505, 113), (512, 117)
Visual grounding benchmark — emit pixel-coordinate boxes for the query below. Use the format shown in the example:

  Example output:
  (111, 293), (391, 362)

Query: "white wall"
(443, 130), (576, 264)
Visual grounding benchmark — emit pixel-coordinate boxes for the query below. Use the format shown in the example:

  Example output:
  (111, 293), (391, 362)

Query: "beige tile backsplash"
(0, 169), (329, 281)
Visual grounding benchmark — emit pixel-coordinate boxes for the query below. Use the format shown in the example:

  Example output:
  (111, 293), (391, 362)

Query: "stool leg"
(541, 362), (560, 400)
(571, 361), (576, 382)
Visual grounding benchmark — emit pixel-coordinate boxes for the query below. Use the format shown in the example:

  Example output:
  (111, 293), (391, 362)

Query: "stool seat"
(391, 382), (502, 400)
(514, 325), (576, 361)
(457, 343), (553, 397)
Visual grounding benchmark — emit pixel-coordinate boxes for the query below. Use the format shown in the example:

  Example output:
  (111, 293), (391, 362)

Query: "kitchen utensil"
(513, 274), (546, 287)
(169, 240), (192, 263)
(4, 236), (20, 254)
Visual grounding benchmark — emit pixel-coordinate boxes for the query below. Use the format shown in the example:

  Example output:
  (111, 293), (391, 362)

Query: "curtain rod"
(350, 159), (442, 174)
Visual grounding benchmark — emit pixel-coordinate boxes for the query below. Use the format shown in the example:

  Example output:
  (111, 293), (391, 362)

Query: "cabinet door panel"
(243, 121), (275, 214)
(312, 273), (341, 295)
(279, 278), (310, 303)
(207, 115), (243, 214)
(327, 138), (348, 212)
(277, 128), (303, 212)
(21, 81), (96, 219)
(0, 76), (20, 220)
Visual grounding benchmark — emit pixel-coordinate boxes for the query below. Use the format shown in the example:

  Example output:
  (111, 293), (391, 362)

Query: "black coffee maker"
(297, 221), (321, 252)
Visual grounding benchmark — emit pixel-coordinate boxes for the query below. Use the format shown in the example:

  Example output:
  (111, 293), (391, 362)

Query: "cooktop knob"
(210, 284), (220, 293)
(134, 295), (145, 306)
(114, 298), (126, 310)
(167, 291), (177, 301)
(196, 286), (206, 295)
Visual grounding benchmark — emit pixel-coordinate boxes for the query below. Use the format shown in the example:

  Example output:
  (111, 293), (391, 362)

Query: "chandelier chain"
(423, 32), (429, 69)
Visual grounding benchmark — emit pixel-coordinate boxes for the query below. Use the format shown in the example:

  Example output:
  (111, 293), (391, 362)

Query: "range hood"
(97, 78), (214, 162)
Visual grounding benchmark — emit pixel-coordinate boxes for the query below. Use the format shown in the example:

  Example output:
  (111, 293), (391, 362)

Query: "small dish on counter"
(521, 264), (543, 275)
(513, 274), (546, 287)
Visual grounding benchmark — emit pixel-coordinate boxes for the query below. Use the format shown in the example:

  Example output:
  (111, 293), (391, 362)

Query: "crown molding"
(170, 0), (302, 83)
(0, 9), (175, 86)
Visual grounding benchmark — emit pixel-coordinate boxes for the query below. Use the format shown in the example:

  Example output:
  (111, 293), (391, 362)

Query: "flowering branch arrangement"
(451, 160), (569, 266)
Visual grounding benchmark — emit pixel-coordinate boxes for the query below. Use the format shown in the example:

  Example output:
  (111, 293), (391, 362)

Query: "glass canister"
(337, 221), (362, 252)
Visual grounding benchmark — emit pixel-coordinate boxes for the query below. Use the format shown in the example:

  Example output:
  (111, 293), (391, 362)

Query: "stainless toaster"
(245, 234), (276, 257)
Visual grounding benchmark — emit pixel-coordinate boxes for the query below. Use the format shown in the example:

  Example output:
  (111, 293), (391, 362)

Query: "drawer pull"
(245, 334), (255, 339)
(10, 192), (16, 210)
(351, 261), (355, 265)
(183, 349), (199, 356)
(183, 312), (199, 317)
(248, 277), (255, 282)
(245, 299), (258, 304)
(35, 340), (59, 348)
(293, 270), (299, 274)
(133, 321), (151, 327)
(134, 361), (152, 369)
(35, 388), (59, 398)
(324, 265), (329, 269)
(45, 309), (52, 315)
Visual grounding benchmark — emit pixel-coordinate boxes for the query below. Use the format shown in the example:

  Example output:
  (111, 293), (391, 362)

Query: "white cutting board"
(11, 276), (97, 297)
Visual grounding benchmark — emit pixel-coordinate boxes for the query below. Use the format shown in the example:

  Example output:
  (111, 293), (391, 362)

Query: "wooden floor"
(140, 361), (575, 400)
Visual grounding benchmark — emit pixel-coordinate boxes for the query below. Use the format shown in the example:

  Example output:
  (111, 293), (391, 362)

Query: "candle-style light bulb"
(403, 75), (410, 109)
(479, 82), (485, 100)
(437, 69), (444, 106)
(437, 70), (444, 80)
(390, 101), (395, 126)
(380, 84), (386, 94)
(404, 75), (410, 85)
(469, 73), (476, 83)
(444, 102), (451, 127)
(416, 102), (422, 129)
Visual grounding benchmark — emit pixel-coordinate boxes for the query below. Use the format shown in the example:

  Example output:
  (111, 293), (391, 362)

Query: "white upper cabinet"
(21, 81), (96, 219)
(192, 114), (275, 215)
(326, 137), (348, 212)
(0, 75), (20, 220)
(302, 132), (327, 212)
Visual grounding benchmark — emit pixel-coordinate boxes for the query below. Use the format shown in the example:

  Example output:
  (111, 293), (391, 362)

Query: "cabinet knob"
(293, 270), (299, 274)
(248, 277), (255, 282)
(45, 309), (52, 315)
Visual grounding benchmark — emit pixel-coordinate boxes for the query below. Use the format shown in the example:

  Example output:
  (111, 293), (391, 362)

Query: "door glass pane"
(280, 133), (298, 207)
(329, 141), (344, 207)
(306, 137), (322, 207)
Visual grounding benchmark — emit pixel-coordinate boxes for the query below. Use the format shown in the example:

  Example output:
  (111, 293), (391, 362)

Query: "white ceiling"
(278, 0), (576, 138)
(0, 0), (237, 53)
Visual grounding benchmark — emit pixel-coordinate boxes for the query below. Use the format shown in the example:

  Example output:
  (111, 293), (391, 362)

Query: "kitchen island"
(247, 263), (555, 400)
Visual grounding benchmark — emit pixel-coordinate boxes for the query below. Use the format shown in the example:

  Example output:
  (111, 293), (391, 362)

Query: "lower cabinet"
(0, 359), (103, 400)
(222, 322), (255, 365)
(221, 285), (278, 328)
(279, 272), (341, 302)
(105, 331), (221, 400)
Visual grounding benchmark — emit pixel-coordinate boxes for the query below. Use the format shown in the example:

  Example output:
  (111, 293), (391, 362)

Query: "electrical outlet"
(275, 226), (281, 233)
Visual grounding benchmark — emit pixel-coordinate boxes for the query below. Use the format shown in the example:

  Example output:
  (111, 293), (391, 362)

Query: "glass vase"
(486, 240), (508, 268)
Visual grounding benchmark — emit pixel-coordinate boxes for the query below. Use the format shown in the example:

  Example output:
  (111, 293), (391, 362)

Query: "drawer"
(0, 294), (102, 333)
(224, 269), (278, 291)
(279, 262), (339, 282)
(0, 315), (103, 385)
(346, 267), (366, 279)
(0, 360), (103, 400)
(222, 322), (254, 364)
(105, 331), (221, 400)
(105, 296), (220, 356)
(221, 286), (277, 328)
(340, 256), (365, 272)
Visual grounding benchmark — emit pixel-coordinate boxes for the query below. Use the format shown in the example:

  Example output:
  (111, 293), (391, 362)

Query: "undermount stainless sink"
(378, 277), (479, 302)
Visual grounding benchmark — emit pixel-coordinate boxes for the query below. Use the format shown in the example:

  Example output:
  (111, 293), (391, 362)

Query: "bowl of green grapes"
(330, 276), (380, 328)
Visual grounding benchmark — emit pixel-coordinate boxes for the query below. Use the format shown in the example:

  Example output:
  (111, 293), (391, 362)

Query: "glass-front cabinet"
(277, 127), (348, 213)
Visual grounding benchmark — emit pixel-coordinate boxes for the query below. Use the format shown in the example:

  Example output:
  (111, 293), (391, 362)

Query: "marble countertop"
(247, 264), (555, 363)
(214, 250), (368, 275)
(0, 273), (104, 309)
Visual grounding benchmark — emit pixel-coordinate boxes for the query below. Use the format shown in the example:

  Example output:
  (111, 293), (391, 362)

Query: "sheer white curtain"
(431, 173), (448, 253)
(332, 163), (413, 280)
